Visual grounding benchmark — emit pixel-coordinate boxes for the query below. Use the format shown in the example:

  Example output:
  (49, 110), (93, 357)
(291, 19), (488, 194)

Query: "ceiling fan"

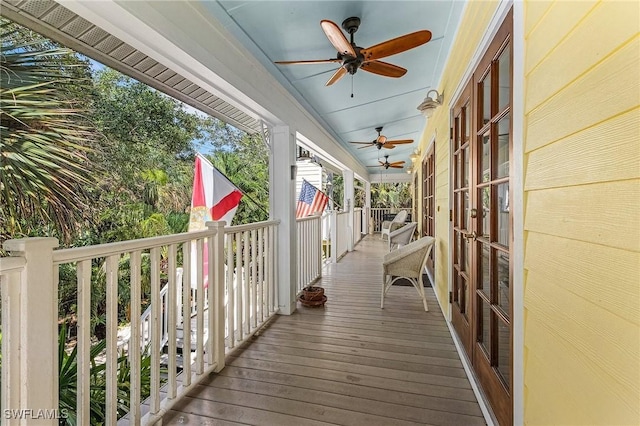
(275, 17), (432, 87)
(350, 126), (413, 150)
(369, 155), (406, 170)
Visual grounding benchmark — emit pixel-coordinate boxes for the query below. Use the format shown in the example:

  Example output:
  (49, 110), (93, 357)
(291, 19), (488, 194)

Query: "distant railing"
(370, 207), (412, 232)
(0, 219), (279, 426)
(296, 215), (322, 294)
(354, 207), (363, 245)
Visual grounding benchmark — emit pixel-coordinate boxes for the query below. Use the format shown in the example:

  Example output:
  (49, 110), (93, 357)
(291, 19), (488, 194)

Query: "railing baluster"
(76, 259), (91, 426)
(167, 247), (178, 399)
(258, 226), (264, 323)
(181, 244), (191, 387)
(150, 247), (161, 415)
(105, 255), (118, 424)
(195, 239), (204, 375)
(129, 250), (142, 424)
(251, 228), (258, 328)
(243, 231), (250, 334)
(235, 231), (243, 341)
(226, 233), (235, 348)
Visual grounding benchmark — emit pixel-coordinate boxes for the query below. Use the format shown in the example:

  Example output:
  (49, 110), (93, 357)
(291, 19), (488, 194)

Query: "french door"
(450, 9), (513, 426)
(422, 147), (435, 275)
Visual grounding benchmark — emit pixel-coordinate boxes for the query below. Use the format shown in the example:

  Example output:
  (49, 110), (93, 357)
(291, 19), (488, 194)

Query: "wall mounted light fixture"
(417, 89), (443, 118)
(409, 149), (420, 163)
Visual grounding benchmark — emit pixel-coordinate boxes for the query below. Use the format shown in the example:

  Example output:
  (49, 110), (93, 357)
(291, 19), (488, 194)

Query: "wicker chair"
(380, 210), (408, 241)
(388, 222), (417, 251)
(381, 236), (435, 312)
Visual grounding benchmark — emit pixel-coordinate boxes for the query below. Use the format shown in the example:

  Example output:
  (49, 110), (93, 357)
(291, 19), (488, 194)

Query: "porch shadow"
(163, 235), (486, 425)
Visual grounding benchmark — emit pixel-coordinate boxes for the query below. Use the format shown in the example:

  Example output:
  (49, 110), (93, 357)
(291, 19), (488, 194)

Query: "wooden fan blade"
(357, 145), (374, 149)
(385, 139), (413, 145)
(320, 20), (356, 57)
(275, 59), (341, 65)
(361, 60), (407, 78)
(390, 165), (404, 169)
(361, 30), (432, 61)
(379, 161), (385, 165)
(382, 144), (396, 149)
(326, 67), (347, 86)
(389, 161), (406, 166)
(368, 164), (384, 167)
(349, 141), (374, 144)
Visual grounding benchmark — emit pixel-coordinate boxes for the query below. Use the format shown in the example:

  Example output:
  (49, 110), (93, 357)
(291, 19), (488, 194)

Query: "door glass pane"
(453, 274), (460, 303)
(456, 154), (462, 189)
(464, 105), (470, 139)
(463, 146), (469, 188)
(479, 296), (491, 357)
(479, 243), (490, 296)
(460, 276), (467, 315)
(461, 235), (468, 273)
(497, 318), (510, 387)
(498, 252), (510, 314)
(497, 183), (509, 246)
(497, 115), (510, 178)
(481, 134), (491, 182)
(463, 191), (470, 230)
(455, 233), (461, 267)
(456, 116), (462, 149)
(480, 186), (491, 238)
(498, 45), (511, 111)
(454, 193), (460, 227)
(482, 71), (491, 125)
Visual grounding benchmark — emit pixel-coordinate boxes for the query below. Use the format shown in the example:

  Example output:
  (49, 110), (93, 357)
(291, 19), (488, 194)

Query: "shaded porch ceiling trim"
(0, 0), (260, 135)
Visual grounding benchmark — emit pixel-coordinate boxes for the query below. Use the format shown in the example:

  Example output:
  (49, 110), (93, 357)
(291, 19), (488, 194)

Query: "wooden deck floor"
(163, 236), (485, 425)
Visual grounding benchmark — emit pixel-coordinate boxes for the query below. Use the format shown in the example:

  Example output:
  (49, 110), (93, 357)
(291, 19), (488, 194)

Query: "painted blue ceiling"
(204, 1), (464, 175)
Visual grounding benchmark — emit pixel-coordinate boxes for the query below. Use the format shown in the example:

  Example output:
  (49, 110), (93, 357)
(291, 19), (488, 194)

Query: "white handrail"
(0, 220), (280, 426)
(370, 208), (412, 232)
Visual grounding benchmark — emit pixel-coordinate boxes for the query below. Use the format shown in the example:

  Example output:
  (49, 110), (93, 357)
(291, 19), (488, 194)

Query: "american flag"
(296, 179), (329, 218)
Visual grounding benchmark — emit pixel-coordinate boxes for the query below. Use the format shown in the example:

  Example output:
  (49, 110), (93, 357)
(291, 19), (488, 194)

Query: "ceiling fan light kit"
(417, 89), (443, 118)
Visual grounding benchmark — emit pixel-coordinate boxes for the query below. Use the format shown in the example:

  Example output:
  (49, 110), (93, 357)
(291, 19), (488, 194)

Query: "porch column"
(365, 180), (372, 235)
(2, 237), (59, 425)
(343, 169), (355, 251)
(270, 125), (297, 315)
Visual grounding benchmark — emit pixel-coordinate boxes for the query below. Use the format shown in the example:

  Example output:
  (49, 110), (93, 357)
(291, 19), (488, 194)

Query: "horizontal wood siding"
(416, 1), (499, 316)
(523, 1), (640, 424)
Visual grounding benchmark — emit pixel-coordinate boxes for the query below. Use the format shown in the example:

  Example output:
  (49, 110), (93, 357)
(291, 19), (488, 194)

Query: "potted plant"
(298, 285), (327, 307)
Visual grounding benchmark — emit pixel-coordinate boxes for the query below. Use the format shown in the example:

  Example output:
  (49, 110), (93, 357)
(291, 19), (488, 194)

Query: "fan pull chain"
(351, 75), (354, 98)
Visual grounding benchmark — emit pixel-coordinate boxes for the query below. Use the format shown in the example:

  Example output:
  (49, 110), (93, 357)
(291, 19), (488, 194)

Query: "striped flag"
(296, 179), (329, 218)
(188, 153), (243, 288)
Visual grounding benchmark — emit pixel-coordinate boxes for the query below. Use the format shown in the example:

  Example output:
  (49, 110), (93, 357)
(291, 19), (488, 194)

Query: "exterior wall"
(416, 1), (500, 316)
(522, 1), (640, 424)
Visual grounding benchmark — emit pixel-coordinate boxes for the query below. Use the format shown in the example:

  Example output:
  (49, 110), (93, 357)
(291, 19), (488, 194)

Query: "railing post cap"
(206, 220), (226, 229)
(3, 237), (59, 253)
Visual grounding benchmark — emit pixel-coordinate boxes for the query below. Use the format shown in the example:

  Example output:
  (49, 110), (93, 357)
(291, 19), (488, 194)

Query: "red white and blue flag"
(296, 179), (329, 219)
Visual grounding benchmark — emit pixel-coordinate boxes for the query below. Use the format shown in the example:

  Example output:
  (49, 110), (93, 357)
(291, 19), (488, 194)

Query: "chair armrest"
(383, 236), (435, 266)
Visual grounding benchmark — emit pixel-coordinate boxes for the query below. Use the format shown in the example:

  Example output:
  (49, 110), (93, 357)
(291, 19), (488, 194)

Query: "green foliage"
(57, 325), (156, 425)
(371, 182), (412, 208)
(0, 19), (97, 243)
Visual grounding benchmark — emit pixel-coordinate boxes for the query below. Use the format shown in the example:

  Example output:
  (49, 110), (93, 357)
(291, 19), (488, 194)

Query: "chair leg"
(418, 275), (429, 312)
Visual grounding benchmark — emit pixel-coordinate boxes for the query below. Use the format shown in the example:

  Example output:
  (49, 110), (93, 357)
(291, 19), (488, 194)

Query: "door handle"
(463, 231), (477, 241)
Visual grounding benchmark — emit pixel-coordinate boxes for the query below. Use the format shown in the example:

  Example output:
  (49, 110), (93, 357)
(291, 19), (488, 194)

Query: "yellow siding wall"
(416, 1), (499, 315)
(523, 1), (640, 424)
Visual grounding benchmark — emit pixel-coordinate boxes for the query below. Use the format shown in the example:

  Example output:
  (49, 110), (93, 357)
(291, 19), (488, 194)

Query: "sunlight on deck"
(163, 236), (485, 425)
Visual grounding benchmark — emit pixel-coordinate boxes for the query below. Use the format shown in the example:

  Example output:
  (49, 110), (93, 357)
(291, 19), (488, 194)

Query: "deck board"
(164, 236), (485, 425)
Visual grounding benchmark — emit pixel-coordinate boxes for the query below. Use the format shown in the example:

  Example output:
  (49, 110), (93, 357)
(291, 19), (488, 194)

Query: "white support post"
(330, 210), (338, 264)
(2, 237), (59, 425)
(270, 125), (297, 315)
(365, 181), (372, 235)
(343, 169), (355, 251)
(207, 221), (226, 372)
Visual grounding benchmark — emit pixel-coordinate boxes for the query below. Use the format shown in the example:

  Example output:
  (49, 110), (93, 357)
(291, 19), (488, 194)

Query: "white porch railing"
(353, 207), (363, 245)
(296, 215), (322, 294)
(370, 207), (412, 232)
(0, 219), (279, 426)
